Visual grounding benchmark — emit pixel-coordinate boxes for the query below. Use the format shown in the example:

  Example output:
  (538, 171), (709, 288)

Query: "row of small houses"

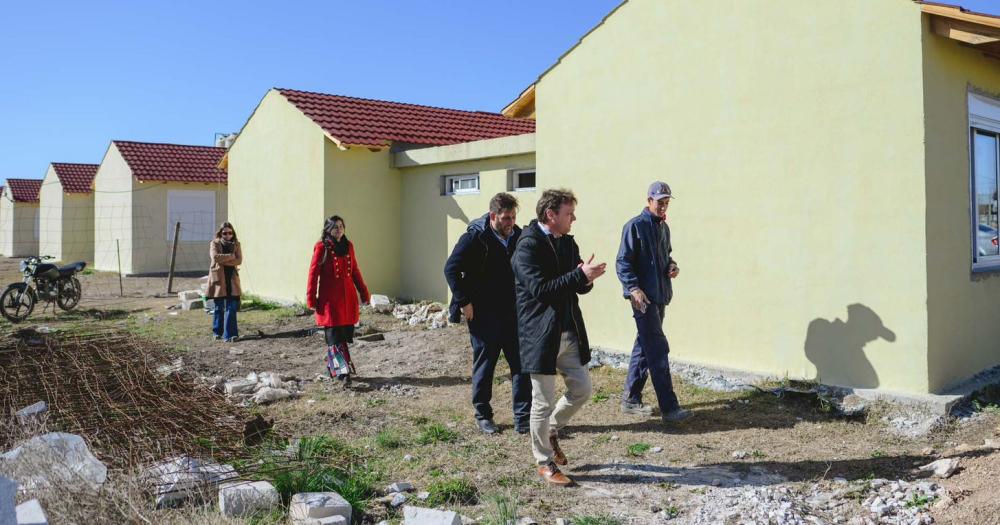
(4, 0), (1000, 399)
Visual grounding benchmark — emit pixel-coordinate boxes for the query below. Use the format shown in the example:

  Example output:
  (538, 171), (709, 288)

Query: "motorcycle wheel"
(56, 277), (82, 311)
(0, 286), (36, 323)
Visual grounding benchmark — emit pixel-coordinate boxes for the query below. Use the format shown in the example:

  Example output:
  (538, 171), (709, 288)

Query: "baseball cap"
(647, 181), (674, 200)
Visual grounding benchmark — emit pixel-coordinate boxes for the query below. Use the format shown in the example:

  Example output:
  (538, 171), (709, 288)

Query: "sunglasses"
(222, 231), (234, 236)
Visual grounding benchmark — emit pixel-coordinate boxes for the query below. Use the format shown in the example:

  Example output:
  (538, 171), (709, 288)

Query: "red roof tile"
(113, 141), (227, 184)
(277, 88), (536, 148)
(51, 163), (99, 194)
(6, 179), (43, 203)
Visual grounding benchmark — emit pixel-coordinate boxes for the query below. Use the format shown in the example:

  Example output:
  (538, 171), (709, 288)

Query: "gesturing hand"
(581, 254), (607, 283)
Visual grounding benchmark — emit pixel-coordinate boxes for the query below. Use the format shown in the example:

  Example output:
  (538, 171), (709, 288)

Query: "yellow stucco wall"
(921, 17), (1000, 392)
(130, 181), (228, 275)
(0, 188), (14, 256)
(227, 89), (326, 302)
(323, 145), (402, 297)
(39, 166), (95, 264)
(0, 186), (40, 258)
(536, 0), (931, 393)
(398, 154), (536, 301)
(94, 144), (135, 274)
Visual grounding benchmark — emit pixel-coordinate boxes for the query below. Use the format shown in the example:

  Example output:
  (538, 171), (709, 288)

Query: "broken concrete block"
(302, 516), (347, 525)
(14, 499), (47, 525)
(252, 387), (292, 404)
(224, 379), (257, 396)
(370, 294), (392, 313)
(15, 402), (47, 424)
(218, 481), (279, 518)
(390, 493), (406, 507)
(1, 433), (107, 490)
(289, 492), (352, 523)
(387, 481), (415, 493)
(1, 475), (16, 525)
(144, 456), (238, 508)
(257, 372), (282, 389)
(178, 290), (204, 311)
(919, 458), (960, 478)
(402, 506), (462, 525)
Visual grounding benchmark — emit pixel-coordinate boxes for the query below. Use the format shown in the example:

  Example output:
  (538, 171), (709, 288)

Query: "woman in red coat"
(306, 215), (370, 386)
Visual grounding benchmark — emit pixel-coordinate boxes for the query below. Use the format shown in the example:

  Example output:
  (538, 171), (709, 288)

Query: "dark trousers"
(623, 302), (680, 414)
(212, 297), (240, 341)
(470, 330), (531, 426)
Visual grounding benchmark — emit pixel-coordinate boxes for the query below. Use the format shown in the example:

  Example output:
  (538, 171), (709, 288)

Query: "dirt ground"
(1, 256), (999, 524)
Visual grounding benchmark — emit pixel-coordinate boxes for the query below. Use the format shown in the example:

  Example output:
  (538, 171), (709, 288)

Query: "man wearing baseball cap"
(614, 181), (692, 424)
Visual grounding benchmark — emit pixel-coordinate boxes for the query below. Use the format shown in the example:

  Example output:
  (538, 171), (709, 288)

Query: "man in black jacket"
(444, 193), (529, 434)
(512, 188), (607, 486)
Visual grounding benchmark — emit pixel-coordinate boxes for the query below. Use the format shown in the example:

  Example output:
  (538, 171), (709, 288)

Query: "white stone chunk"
(387, 481), (415, 493)
(370, 294), (392, 313)
(0, 476), (16, 525)
(1, 433), (107, 490)
(303, 516), (347, 525)
(403, 505), (462, 525)
(252, 387), (292, 404)
(144, 456), (238, 508)
(918, 458), (960, 478)
(224, 379), (257, 395)
(14, 402), (47, 423)
(218, 481), (279, 517)
(14, 499), (47, 525)
(289, 492), (352, 522)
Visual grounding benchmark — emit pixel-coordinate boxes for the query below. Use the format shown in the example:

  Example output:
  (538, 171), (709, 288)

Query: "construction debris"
(1, 433), (107, 491)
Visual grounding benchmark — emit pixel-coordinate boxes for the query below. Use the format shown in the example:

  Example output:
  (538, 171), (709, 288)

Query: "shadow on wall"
(402, 195), (469, 302)
(804, 303), (895, 389)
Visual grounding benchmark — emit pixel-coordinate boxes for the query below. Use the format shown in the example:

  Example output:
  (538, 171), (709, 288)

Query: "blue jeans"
(212, 297), (240, 341)
(622, 302), (680, 414)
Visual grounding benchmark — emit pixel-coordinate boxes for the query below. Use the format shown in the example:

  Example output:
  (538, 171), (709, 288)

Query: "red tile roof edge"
(5, 178), (43, 203)
(111, 140), (228, 184)
(50, 162), (100, 194)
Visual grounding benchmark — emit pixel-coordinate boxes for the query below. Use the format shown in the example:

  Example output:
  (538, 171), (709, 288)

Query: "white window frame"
(444, 174), (480, 196)
(970, 93), (1000, 272)
(509, 168), (537, 192)
(166, 190), (216, 242)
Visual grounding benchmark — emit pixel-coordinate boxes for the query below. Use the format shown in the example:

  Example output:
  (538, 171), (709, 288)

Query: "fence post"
(166, 222), (181, 295)
(116, 239), (124, 298)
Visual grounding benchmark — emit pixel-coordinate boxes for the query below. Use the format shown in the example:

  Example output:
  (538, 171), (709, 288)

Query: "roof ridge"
(113, 139), (226, 151)
(275, 87), (512, 118)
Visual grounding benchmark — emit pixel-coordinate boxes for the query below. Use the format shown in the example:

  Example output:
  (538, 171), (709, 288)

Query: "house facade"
(0, 179), (42, 257)
(93, 141), (227, 275)
(38, 163), (99, 263)
(524, 0), (1000, 395)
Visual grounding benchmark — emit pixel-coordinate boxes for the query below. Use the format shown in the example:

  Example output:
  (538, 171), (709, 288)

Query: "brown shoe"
(537, 462), (572, 486)
(549, 434), (568, 466)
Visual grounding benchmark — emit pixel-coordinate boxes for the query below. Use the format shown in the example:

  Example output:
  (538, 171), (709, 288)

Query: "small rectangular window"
(971, 93), (1000, 271)
(510, 169), (536, 191)
(444, 174), (479, 195)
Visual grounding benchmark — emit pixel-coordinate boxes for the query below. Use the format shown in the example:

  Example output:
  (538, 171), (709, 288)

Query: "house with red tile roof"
(93, 140), (227, 274)
(225, 87), (535, 302)
(0, 178), (43, 257)
(39, 162), (99, 264)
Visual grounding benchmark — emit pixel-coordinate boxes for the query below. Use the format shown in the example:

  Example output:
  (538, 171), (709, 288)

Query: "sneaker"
(549, 434), (568, 466)
(663, 408), (693, 423)
(621, 401), (654, 416)
(477, 419), (499, 434)
(537, 462), (572, 486)
(225, 335), (239, 343)
(212, 335), (222, 341)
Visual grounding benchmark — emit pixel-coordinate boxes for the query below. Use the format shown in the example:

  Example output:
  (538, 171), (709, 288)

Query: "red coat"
(306, 240), (370, 327)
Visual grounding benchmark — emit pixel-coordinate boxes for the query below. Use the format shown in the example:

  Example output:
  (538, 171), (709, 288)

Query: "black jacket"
(616, 208), (676, 305)
(444, 214), (521, 341)
(512, 220), (593, 374)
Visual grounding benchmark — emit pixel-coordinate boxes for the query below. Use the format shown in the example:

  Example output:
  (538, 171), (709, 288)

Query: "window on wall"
(971, 93), (1000, 271)
(510, 169), (537, 191)
(444, 174), (479, 195)
(167, 190), (216, 241)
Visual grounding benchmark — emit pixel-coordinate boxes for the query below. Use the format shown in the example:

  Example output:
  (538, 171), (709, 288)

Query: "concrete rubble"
(143, 456), (238, 508)
(402, 505), (462, 525)
(218, 480), (279, 518)
(918, 458), (960, 478)
(392, 303), (448, 330)
(1, 475), (15, 525)
(220, 370), (305, 405)
(1, 433), (107, 491)
(14, 402), (47, 425)
(289, 492), (352, 524)
(370, 294), (393, 313)
(13, 499), (47, 525)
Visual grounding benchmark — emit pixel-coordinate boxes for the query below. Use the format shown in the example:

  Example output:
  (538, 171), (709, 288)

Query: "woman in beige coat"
(208, 222), (242, 342)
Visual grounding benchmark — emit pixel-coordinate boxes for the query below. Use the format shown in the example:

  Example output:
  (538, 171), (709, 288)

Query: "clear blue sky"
(2, 0), (998, 180)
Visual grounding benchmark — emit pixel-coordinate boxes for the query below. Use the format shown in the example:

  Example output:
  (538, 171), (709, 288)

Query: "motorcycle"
(0, 255), (86, 323)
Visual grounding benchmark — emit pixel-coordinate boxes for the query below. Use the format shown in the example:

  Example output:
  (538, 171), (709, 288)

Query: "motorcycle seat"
(58, 261), (87, 276)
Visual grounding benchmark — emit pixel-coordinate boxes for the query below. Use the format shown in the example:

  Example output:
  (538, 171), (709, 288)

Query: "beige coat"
(207, 240), (242, 298)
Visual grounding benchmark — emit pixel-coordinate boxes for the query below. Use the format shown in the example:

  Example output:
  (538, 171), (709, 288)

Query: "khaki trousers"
(529, 331), (593, 465)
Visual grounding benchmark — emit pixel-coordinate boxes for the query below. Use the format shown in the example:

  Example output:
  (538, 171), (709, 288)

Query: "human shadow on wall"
(804, 303), (895, 389)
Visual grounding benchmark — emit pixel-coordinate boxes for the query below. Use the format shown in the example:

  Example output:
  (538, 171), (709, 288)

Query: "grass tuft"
(627, 442), (652, 457)
(417, 423), (460, 445)
(375, 429), (405, 449)
(425, 477), (478, 506)
(571, 514), (623, 525)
